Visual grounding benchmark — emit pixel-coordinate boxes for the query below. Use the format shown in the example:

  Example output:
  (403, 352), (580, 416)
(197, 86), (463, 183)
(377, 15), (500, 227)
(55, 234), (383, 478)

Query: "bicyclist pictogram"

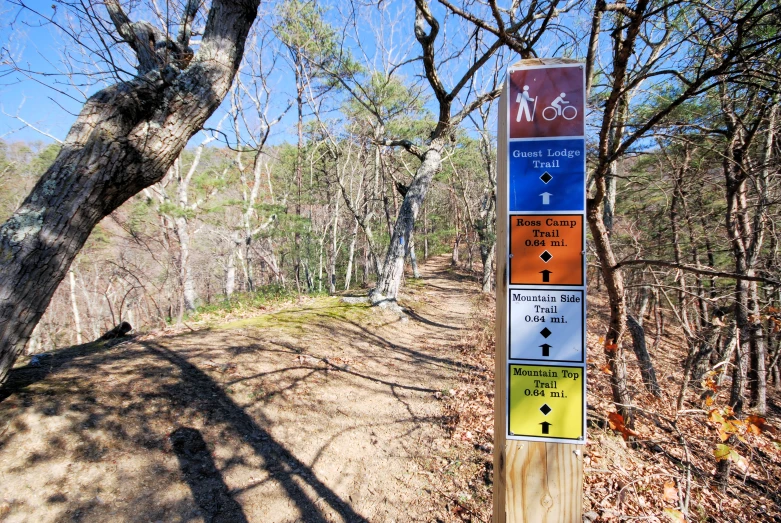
(542, 92), (577, 121)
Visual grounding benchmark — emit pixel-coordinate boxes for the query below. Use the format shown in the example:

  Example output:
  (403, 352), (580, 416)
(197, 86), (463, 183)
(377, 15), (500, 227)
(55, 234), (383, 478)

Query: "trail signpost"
(495, 59), (586, 522)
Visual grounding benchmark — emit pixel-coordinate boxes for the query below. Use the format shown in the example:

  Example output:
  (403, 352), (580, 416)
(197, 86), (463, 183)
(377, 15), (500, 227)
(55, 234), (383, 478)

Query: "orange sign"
(510, 214), (583, 285)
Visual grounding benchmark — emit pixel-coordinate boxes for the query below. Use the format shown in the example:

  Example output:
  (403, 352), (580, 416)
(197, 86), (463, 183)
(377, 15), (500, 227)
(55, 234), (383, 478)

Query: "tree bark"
(626, 314), (660, 396)
(408, 230), (420, 279)
(329, 191), (339, 294)
(225, 242), (237, 298)
(587, 199), (634, 423)
(372, 141), (443, 302)
(0, 0), (260, 386)
(423, 203), (429, 260)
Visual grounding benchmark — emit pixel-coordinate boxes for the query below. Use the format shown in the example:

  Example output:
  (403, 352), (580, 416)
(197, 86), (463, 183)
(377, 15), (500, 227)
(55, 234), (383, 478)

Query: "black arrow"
(540, 343), (551, 357)
(540, 269), (552, 282)
(540, 421), (552, 435)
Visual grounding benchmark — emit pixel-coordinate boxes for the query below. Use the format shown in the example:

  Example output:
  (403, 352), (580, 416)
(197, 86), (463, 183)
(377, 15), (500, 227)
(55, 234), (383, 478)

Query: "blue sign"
(509, 138), (585, 212)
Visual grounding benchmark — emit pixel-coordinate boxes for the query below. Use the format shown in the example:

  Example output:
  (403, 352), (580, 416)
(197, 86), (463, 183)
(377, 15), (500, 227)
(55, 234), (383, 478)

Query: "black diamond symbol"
(540, 404), (552, 416)
(540, 250), (553, 263)
(540, 327), (552, 338)
(540, 172), (553, 184)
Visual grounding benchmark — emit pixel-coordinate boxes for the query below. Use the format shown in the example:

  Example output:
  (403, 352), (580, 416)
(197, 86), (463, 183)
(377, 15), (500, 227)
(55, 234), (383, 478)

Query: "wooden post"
(495, 59), (586, 523)
(494, 86), (509, 522)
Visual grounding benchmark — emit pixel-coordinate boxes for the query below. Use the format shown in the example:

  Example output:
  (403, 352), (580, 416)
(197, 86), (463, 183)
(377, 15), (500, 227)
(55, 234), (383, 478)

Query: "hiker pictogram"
(515, 85), (538, 122)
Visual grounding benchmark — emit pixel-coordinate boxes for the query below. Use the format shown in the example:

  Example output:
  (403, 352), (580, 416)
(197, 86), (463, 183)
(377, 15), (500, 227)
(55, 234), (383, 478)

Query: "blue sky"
(0, 0), (588, 147)
(0, 1), (79, 142)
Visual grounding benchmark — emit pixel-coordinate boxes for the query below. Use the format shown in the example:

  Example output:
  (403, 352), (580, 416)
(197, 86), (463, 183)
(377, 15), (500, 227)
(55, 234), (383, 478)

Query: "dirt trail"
(0, 256), (479, 523)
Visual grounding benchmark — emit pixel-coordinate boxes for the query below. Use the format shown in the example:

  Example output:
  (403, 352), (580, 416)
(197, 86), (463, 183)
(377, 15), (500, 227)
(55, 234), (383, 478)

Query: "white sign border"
(504, 62), (588, 445)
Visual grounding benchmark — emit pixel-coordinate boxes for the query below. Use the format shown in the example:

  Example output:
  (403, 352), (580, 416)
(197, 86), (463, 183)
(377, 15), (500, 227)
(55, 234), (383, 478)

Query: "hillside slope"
(0, 256), (475, 522)
(2, 256), (780, 523)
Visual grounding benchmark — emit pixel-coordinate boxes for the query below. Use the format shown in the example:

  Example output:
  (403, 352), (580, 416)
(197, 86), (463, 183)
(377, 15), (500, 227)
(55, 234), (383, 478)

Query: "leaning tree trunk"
(0, 0), (260, 386)
(626, 314), (660, 396)
(587, 194), (634, 424)
(372, 141), (443, 302)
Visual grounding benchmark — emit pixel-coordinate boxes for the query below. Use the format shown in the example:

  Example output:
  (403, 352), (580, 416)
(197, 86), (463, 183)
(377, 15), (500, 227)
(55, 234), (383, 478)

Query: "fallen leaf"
(708, 409), (724, 424)
(713, 444), (731, 461)
(608, 412), (639, 440)
(663, 480), (678, 502)
(747, 415), (770, 435)
(664, 508), (686, 522)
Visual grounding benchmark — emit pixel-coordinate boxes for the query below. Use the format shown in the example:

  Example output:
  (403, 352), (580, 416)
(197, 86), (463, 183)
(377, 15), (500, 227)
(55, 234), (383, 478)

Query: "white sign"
(508, 289), (584, 362)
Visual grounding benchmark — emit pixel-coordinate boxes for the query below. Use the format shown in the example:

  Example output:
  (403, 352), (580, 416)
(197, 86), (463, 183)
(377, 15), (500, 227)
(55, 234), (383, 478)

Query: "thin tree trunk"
(225, 239), (237, 298)
(451, 191), (460, 266)
(670, 158), (700, 410)
(587, 188), (634, 424)
(344, 219), (358, 290)
(748, 280), (766, 413)
(627, 314), (660, 396)
(423, 203), (429, 260)
(68, 269), (83, 345)
(637, 285), (650, 328)
(717, 323), (738, 386)
(408, 230), (420, 279)
(174, 215), (198, 312)
(451, 235), (460, 266)
(294, 79), (304, 295)
(362, 240), (369, 287)
(481, 242), (495, 293)
(329, 194), (339, 294)
(245, 231), (255, 293)
(603, 160), (619, 233)
(318, 234), (324, 293)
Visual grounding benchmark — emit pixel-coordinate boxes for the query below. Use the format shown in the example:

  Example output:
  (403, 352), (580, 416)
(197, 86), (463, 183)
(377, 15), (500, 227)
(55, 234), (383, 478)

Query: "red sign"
(508, 66), (585, 139)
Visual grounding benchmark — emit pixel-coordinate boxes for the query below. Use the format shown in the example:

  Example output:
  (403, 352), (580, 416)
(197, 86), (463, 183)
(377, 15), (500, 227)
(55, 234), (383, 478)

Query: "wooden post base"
(504, 441), (583, 522)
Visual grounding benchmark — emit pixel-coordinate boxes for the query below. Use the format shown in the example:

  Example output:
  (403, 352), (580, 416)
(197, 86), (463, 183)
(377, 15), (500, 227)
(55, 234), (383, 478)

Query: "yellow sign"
(508, 364), (584, 441)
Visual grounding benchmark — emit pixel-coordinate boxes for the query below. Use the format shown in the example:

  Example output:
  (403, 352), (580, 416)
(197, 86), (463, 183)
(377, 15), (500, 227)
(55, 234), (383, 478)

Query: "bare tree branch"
(612, 259), (780, 285)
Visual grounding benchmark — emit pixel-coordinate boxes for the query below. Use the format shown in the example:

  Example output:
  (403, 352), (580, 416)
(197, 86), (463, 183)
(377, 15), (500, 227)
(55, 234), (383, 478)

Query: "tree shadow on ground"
(0, 336), (371, 522)
(170, 426), (249, 523)
(403, 307), (460, 330)
(0, 256), (473, 522)
(142, 340), (369, 523)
